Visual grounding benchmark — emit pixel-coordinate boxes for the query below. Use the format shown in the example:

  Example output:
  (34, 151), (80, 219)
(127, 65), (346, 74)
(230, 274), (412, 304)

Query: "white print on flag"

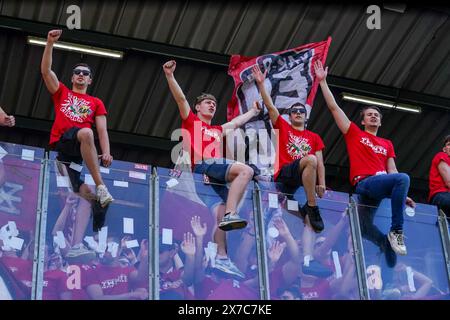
(227, 38), (331, 175)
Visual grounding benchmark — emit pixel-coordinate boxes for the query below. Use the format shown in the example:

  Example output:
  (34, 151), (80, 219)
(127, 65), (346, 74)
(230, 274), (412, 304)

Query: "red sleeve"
(315, 133), (325, 152)
(94, 98), (107, 117)
(273, 115), (288, 130)
(51, 82), (65, 104)
(345, 122), (359, 138)
(387, 140), (396, 159)
(182, 110), (196, 128)
(435, 152), (450, 166)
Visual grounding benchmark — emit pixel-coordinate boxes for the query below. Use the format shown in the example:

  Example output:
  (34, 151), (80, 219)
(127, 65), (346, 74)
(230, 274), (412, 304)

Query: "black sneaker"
(302, 203), (324, 233)
(93, 200), (109, 232)
(381, 236), (397, 268)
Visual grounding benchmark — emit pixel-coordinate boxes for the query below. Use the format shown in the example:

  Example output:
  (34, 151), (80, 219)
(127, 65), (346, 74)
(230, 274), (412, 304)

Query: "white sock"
(304, 255), (312, 267)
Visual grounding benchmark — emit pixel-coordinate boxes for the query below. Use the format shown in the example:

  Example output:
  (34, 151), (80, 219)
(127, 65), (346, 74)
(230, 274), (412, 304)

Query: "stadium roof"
(0, 1), (449, 200)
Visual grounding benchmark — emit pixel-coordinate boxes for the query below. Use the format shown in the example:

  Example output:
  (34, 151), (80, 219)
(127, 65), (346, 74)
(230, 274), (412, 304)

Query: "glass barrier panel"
(258, 181), (359, 300)
(41, 152), (150, 300)
(354, 195), (450, 300)
(0, 142), (45, 300)
(157, 167), (261, 300)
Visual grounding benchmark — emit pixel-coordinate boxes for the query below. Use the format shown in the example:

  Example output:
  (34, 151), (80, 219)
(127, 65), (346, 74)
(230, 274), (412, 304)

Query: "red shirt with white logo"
(344, 122), (395, 185)
(182, 111), (223, 167)
(428, 152), (450, 201)
(90, 264), (136, 296)
(301, 279), (332, 300)
(273, 116), (325, 180)
(49, 82), (107, 146)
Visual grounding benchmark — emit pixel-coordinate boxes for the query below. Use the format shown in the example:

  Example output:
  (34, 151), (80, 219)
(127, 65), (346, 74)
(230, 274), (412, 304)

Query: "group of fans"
(0, 28), (448, 299)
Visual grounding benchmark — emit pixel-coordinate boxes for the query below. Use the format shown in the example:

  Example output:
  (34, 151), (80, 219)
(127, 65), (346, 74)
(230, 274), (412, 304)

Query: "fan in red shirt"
(163, 60), (262, 279)
(315, 60), (415, 260)
(84, 236), (148, 300)
(252, 65), (333, 279)
(428, 135), (450, 217)
(41, 29), (114, 232)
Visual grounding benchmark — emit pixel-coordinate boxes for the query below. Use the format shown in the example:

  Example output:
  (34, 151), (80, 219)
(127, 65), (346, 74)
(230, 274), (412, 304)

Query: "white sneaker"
(388, 230), (407, 255)
(96, 184), (114, 207)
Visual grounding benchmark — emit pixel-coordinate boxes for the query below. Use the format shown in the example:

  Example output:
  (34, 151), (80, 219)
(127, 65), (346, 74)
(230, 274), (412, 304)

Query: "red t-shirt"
(43, 269), (67, 300)
(49, 82), (107, 146)
(160, 267), (193, 299)
(273, 116), (325, 180)
(344, 122), (396, 185)
(89, 264), (136, 296)
(428, 152), (450, 201)
(301, 279), (332, 300)
(0, 256), (32, 295)
(201, 278), (258, 300)
(269, 266), (289, 297)
(65, 263), (97, 300)
(181, 111), (223, 166)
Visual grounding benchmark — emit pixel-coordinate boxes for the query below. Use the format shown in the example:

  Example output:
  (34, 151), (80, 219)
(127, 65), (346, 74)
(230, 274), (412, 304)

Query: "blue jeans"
(431, 192), (450, 218)
(355, 173), (410, 231)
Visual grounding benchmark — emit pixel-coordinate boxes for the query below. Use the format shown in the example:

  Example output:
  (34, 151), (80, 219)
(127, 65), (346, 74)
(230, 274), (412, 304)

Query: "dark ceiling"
(0, 1), (449, 202)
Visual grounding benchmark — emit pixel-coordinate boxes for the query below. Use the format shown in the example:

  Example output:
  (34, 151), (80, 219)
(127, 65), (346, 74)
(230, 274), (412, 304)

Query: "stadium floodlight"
(341, 93), (421, 114)
(27, 36), (123, 59)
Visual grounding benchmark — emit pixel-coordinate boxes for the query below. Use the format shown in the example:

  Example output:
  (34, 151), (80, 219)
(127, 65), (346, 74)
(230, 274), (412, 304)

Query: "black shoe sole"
(218, 220), (248, 231)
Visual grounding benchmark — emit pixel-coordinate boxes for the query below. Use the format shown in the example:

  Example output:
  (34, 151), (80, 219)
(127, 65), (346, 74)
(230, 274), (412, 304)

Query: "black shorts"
(275, 159), (302, 196)
(54, 127), (84, 193)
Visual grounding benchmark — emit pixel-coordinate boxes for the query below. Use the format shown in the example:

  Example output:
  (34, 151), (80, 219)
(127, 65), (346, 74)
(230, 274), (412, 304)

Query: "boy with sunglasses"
(252, 65), (333, 278)
(41, 30), (114, 225)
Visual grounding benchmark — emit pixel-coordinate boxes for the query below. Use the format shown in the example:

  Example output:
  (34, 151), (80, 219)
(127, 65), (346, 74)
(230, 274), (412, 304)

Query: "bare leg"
(213, 204), (228, 256)
(300, 155), (318, 207)
(77, 128), (104, 187)
(225, 163), (254, 215)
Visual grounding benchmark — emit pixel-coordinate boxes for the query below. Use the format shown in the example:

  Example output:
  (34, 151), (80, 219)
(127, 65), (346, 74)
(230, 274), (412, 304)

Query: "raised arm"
(221, 101), (261, 132)
(252, 64), (279, 125)
(314, 61), (350, 134)
(163, 60), (190, 120)
(273, 217), (301, 285)
(180, 232), (196, 287)
(190, 216), (207, 283)
(95, 115), (113, 167)
(41, 30), (61, 95)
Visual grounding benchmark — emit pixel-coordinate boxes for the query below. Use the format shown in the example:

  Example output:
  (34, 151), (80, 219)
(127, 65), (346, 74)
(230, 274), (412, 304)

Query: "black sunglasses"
(73, 69), (91, 76)
(290, 108), (306, 114)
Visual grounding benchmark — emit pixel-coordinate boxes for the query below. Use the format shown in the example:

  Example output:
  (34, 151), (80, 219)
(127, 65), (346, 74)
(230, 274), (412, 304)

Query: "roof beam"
(0, 16), (229, 67)
(1, 16), (449, 111)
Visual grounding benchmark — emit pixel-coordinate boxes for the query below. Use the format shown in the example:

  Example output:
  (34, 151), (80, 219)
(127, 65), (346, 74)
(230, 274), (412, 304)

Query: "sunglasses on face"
(290, 108), (306, 115)
(73, 69), (91, 76)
